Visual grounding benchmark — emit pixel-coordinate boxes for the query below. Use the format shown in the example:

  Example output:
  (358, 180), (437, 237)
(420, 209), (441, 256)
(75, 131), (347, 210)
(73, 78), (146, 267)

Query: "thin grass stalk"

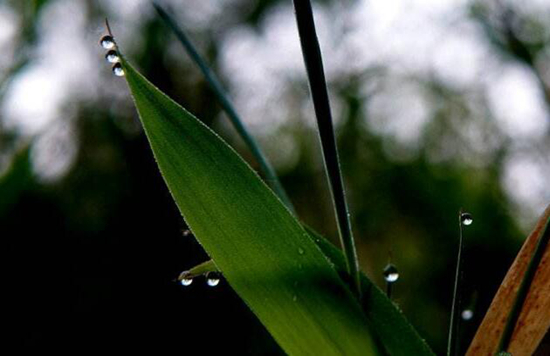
(292, 0), (360, 296)
(447, 210), (466, 356)
(152, 2), (295, 214)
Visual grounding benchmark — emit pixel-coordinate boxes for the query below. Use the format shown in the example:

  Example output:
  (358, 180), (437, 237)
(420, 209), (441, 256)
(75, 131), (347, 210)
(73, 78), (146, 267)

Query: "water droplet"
(180, 278), (193, 286)
(461, 212), (473, 226)
(298, 247), (304, 255)
(112, 63), (124, 77)
(100, 35), (115, 49)
(182, 229), (192, 237)
(206, 272), (220, 287)
(177, 270), (193, 286)
(383, 264), (399, 283)
(105, 49), (120, 63)
(461, 309), (474, 320)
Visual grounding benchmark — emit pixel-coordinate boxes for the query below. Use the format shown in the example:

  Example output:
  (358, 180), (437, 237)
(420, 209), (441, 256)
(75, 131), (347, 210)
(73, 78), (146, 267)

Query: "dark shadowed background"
(2, 0), (549, 354)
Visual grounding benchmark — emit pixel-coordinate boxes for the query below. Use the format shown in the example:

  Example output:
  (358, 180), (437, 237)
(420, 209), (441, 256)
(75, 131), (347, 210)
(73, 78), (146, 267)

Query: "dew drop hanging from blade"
(100, 35), (115, 49)
(112, 63), (125, 77)
(205, 272), (221, 287)
(180, 278), (193, 287)
(105, 49), (120, 63)
(383, 263), (399, 299)
(383, 264), (399, 283)
(177, 270), (193, 287)
(461, 212), (473, 226)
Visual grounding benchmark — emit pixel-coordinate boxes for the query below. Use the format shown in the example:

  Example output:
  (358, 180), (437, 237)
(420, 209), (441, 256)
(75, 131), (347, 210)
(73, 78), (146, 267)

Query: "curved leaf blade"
(467, 205), (550, 355)
(119, 56), (378, 355)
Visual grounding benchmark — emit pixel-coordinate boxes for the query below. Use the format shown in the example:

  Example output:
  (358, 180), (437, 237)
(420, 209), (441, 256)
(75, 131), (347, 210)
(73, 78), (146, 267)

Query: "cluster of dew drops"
(180, 271), (221, 288)
(178, 230), (222, 288)
(99, 34), (124, 77)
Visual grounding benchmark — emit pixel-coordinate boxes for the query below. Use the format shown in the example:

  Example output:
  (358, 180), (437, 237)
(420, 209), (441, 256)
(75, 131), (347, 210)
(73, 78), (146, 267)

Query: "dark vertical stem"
(292, 0), (360, 296)
(152, 2), (295, 214)
(447, 210), (465, 356)
(386, 282), (393, 299)
(105, 18), (113, 37)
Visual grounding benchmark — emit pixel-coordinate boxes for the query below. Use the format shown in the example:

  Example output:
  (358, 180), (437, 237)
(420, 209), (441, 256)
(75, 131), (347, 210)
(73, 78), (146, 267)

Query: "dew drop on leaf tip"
(461, 212), (473, 226)
(112, 63), (125, 77)
(105, 50), (120, 63)
(178, 270), (193, 286)
(206, 272), (221, 287)
(100, 35), (115, 50)
(383, 264), (399, 283)
(180, 278), (193, 287)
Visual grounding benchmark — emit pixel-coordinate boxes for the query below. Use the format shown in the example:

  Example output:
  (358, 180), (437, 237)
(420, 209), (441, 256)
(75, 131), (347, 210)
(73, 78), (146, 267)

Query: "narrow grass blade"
(177, 260), (219, 281)
(447, 210), (467, 356)
(467, 205), (550, 355)
(292, 0), (360, 296)
(152, 2), (295, 214)
(116, 51), (379, 355)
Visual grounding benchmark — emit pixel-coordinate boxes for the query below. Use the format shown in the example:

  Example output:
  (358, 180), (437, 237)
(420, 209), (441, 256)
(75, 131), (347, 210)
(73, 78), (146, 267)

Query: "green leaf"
(119, 55), (379, 355)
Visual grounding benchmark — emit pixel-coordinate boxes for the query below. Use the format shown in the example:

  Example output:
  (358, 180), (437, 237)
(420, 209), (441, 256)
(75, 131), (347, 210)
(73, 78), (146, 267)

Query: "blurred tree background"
(1, 0), (549, 354)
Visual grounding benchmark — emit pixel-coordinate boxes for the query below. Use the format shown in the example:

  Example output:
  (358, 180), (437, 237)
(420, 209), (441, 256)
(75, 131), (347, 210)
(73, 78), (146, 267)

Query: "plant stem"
(447, 210), (465, 356)
(152, 2), (295, 214)
(292, 0), (360, 297)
